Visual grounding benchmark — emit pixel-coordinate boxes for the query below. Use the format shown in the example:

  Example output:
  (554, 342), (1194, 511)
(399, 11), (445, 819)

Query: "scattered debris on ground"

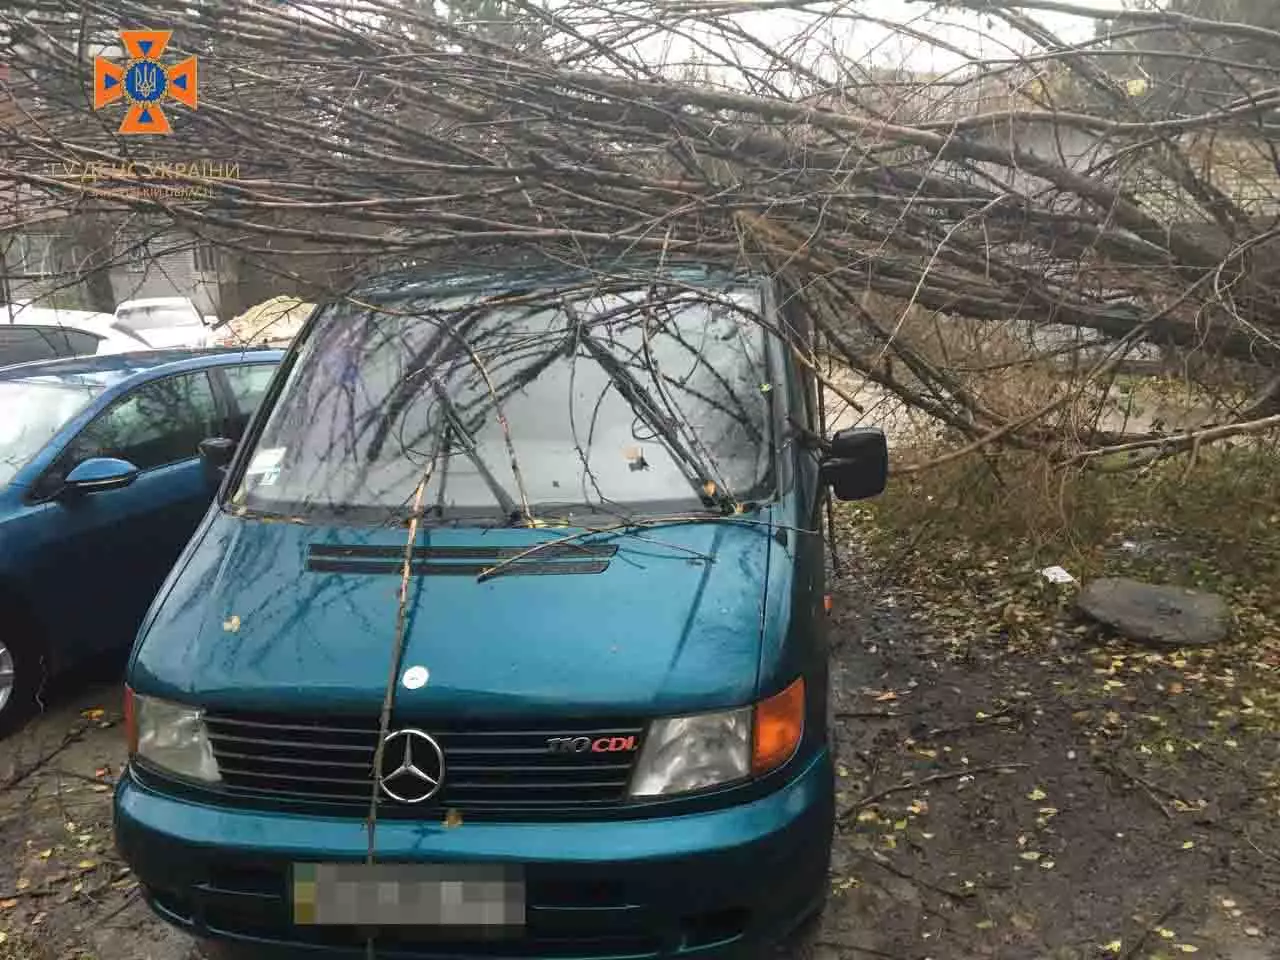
(0, 677), (196, 960)
(819, 448), (1280, 959)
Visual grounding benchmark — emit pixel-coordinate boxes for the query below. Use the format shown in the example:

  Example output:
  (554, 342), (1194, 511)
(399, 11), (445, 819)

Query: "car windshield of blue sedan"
(231, 283), (774, 523)
(0, 380), (103, 486)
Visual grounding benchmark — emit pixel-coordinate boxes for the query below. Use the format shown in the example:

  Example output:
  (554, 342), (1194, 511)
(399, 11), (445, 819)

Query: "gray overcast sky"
(630, 0), (1133, 79)
(852, 0), (1128, 69)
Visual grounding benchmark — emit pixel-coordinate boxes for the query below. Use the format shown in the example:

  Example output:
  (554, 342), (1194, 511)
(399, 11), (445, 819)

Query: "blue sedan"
(0, 348), (284, 733)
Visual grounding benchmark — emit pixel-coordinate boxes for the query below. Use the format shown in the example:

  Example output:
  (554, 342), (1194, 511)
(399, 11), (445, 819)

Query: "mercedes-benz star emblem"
(377, 729), (446, 804)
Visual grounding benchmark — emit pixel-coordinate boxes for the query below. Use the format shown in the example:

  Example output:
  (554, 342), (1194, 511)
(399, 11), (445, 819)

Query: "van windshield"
(231, 283), (775, 523)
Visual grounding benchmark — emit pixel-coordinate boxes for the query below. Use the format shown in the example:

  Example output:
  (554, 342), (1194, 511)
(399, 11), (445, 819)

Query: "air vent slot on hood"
(307, 543), (617, 577)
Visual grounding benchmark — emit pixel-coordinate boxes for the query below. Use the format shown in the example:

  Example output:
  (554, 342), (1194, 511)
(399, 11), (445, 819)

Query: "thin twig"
(852, 851), (976, 902)
(1121, 897), (1184, 960)
(1, 725), (89, 792)
(1095, 759), (1178, 821)
(365, 470), (433, 960)
(838, 763), (1030, 819)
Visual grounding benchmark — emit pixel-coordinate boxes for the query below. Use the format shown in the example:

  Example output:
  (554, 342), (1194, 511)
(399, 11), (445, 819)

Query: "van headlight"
(629, 708), (751, 796)
(629, 677), (805, 797)
(125, 689), (221, 783)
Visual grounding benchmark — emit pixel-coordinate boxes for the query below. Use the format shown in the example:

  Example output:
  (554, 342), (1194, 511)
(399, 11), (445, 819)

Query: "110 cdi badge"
(546, 735), (639, 754)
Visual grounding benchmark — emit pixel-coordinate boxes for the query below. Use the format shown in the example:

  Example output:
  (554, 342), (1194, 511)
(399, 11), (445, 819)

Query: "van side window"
(60, 372), (218, 473)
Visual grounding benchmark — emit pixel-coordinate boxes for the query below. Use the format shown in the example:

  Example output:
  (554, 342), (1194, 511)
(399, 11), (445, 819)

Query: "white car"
(113, 297), (212, 349)
(0, 305), (151, 356)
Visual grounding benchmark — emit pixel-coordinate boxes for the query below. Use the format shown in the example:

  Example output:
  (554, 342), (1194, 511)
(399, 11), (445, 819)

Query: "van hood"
(132, 508), (778, 719)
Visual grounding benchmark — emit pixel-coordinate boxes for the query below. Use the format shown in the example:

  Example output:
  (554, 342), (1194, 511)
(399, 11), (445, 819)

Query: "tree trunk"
(72, 215), (116, 314)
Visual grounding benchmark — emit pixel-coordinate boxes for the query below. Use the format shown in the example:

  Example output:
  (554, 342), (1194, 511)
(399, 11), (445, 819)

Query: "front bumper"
(114, 749), (834, 959)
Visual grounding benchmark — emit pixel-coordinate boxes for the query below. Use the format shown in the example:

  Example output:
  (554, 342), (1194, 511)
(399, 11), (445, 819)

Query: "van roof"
(348, 258), (756, 304)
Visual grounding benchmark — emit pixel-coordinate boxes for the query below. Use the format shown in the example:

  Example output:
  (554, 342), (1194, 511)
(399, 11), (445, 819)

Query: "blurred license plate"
(293, 863), (525, 927)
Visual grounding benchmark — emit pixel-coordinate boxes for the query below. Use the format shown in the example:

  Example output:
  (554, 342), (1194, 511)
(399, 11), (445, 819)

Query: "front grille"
(203, 712), (644, 816)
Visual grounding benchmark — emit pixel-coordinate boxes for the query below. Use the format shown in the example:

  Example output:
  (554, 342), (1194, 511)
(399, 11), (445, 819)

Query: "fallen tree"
(1, 0), (1279, 468)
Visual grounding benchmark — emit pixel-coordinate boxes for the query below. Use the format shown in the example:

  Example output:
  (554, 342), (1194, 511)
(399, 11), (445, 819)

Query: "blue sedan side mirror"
(62, 457), (140, 494)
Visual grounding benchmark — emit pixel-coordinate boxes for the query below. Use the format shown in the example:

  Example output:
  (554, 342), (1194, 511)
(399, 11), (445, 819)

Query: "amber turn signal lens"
(124, 685), (138, 755)
(752, 677), (804, 775)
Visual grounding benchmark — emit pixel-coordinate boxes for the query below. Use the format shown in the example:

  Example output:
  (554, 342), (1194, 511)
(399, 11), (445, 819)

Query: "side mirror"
(62, 457), (139, 494)
(820, 427), (888, 501)
(199, 437), (236, 485)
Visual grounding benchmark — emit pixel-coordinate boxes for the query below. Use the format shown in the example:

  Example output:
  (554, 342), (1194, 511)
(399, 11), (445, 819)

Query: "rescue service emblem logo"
(93, 30), (198, 135)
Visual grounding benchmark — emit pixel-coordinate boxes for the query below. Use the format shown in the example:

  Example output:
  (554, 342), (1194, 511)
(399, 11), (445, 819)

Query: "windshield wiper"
(576, 327), (737, 513)
(423, 372), (522, 523)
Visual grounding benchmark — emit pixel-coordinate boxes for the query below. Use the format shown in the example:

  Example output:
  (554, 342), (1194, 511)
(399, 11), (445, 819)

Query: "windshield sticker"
(624, 445), (649, 472)
(246, 447), (286, 475)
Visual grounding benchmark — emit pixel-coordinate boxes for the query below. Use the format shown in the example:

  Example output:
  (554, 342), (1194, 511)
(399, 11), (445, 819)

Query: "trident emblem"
(93, 30), (198, 136)
(132, 62), (161, 101)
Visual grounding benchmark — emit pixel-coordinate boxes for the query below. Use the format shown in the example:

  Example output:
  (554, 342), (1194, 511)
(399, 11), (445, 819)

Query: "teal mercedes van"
(114, 261), (888, 958)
